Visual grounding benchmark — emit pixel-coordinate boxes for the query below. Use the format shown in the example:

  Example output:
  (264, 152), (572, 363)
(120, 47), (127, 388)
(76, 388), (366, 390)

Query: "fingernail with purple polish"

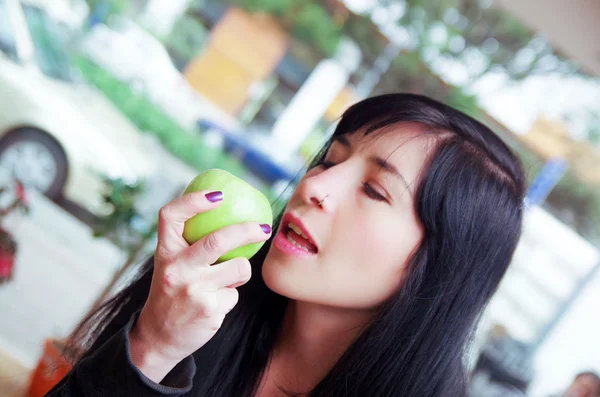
(205, 191), (223, 202)
(260, 224), (272, 234)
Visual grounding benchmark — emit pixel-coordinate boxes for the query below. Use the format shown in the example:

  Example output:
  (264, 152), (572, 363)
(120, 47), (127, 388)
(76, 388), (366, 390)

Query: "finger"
(216, 287), (239, 314)
(205, 313), (226, 332)
(181, 222), (271, 265)
(157, 191), (223, 255)
(202, 257), (252, 290)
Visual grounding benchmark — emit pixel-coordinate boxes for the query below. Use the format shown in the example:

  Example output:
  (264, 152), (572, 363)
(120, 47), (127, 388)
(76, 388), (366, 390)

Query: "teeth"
(286, 232), (310, 252)
(288, 222), (309, 239)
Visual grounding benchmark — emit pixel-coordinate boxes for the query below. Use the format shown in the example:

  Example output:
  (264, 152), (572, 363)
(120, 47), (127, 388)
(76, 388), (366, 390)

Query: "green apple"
(182, 169), (273, 262)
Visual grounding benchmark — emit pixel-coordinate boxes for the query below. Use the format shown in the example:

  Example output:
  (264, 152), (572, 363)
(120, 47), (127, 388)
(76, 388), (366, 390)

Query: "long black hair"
(67, 94), (526, 397)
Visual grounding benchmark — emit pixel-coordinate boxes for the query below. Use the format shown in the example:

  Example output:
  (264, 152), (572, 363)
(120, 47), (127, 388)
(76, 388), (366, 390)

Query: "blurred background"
(0, 0), (599, 396)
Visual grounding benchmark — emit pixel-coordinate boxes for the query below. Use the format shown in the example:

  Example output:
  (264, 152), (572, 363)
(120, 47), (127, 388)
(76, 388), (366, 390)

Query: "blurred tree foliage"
(387, 0), (577, 78)
(230, 0), (343, 56)
(227, 0), (580, 132)
(354, 0), (579, 104)
(83, 0), (128, 23)
(165, 15), (209, 70)
(229, 0), (580, 88)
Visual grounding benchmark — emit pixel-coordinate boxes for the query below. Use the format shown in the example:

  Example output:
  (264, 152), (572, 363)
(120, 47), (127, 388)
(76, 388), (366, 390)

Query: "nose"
(299, 169), (338, 212)
(301, 183), (330, 211)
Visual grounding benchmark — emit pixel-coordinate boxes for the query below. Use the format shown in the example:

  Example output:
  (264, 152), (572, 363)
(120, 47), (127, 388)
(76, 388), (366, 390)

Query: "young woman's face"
(263, 124), (433, 310)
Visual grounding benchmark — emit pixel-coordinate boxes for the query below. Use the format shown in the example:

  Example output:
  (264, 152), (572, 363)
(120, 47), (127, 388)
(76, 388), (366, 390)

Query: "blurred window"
(0, 0), (18, 59)
(21, 4), (75, 82)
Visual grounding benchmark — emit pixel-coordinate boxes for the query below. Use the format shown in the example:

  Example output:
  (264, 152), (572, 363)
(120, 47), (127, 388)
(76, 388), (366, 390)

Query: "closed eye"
(318, 160), (336, 170)
(317, 161), (389, 203)
(362, 182), (388, 202)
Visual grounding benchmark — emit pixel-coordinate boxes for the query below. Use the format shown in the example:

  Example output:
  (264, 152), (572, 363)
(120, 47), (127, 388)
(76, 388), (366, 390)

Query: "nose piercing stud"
(318, 195), (329, 207)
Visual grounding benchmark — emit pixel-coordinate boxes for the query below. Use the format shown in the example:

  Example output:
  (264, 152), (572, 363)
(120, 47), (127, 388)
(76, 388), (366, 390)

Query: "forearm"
(44, 312), (196, 397)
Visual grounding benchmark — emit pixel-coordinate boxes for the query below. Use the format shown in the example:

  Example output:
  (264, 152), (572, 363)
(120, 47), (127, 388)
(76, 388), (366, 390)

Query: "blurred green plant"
(231, 0), (342, 56)
(74, 56), (248, 180)
(91, 175), (153, 251)
(231, 0), (582, 88)
(165, 14), (209, 66)
(84, 0), (127, 24)
(86, 173), (158, 315)
(374, 0), (579, 84)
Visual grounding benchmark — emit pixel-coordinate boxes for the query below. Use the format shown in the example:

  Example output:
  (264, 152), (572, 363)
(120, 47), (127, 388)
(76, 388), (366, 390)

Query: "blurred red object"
(0, 251), (14, 281)
(27, 339), (72, 397)
(15, 180), (26, 203)
(0, 228), (16, 284)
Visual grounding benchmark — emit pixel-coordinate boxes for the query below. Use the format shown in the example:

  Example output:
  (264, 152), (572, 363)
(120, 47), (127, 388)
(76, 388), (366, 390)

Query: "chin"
(261, 255), (315, 303)
(261, 254), (293, 297)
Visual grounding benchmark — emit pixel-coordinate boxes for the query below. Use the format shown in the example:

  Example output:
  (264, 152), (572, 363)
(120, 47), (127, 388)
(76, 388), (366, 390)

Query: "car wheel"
(0, 129), (68, 199)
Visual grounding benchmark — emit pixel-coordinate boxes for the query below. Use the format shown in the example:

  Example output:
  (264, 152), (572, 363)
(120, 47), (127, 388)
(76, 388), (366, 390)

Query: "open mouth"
(282, 220), (319, 254)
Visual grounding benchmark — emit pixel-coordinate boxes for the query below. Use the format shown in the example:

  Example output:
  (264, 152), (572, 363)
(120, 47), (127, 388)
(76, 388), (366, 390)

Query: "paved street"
(0, 347), (28, 397)
(0, 191), (125, 367)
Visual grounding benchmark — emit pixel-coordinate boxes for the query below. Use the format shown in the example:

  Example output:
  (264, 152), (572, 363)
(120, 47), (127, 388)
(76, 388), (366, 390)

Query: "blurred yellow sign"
(184, 8), (289, 115)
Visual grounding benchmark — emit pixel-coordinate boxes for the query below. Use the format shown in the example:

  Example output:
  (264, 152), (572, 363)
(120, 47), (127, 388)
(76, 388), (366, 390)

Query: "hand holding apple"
(182, 169), (273, 262)
(130, 171), (273, 383)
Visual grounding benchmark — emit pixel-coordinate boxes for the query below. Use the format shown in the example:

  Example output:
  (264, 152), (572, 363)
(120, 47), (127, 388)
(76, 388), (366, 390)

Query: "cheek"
(357, 209), (421, 271)
(342, 209), (423, 299)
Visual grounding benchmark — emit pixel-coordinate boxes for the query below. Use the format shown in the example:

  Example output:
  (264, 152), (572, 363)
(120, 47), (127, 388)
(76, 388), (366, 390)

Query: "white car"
(32, 0), (89, 38)
(79, 15), (207, 130)
(0, 0), (156, 215)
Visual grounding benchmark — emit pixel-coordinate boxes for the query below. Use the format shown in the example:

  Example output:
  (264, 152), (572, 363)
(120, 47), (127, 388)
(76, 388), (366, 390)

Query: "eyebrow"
(331, 135), (412, 191)
(371, 156), (411, 192)
(332, 135), (351, 147)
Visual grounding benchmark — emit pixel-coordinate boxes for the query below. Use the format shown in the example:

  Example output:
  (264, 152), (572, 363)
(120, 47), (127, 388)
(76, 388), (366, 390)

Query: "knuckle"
(182, 283), (195, 299)
(182, 192), (196, 207)
(203, 232), (221, 254)
(234, 258), (251, 279)
(161, 266), (179, 291)
(198, 297), (218, 317)
(201, 301), (218, 317)
(158, 204), (173, 223)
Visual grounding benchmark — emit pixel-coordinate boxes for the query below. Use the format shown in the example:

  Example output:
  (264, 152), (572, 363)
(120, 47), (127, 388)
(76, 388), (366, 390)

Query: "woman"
(47, 93), (525, 397)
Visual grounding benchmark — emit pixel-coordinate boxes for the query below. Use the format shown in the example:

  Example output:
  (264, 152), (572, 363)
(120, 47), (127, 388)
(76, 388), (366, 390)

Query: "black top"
(45, 312), (197, 397)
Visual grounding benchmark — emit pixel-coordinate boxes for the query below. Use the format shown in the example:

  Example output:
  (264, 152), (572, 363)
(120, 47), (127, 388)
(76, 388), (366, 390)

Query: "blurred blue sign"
(197, 119), (297, 185)
(525, 158), (568, 207)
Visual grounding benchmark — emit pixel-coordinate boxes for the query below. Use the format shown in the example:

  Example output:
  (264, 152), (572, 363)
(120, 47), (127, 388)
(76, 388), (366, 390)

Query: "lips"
(281, 213), (319, 253)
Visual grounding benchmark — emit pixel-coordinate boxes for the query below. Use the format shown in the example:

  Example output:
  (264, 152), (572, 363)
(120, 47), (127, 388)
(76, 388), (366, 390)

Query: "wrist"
(128, 322), (182, 384)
